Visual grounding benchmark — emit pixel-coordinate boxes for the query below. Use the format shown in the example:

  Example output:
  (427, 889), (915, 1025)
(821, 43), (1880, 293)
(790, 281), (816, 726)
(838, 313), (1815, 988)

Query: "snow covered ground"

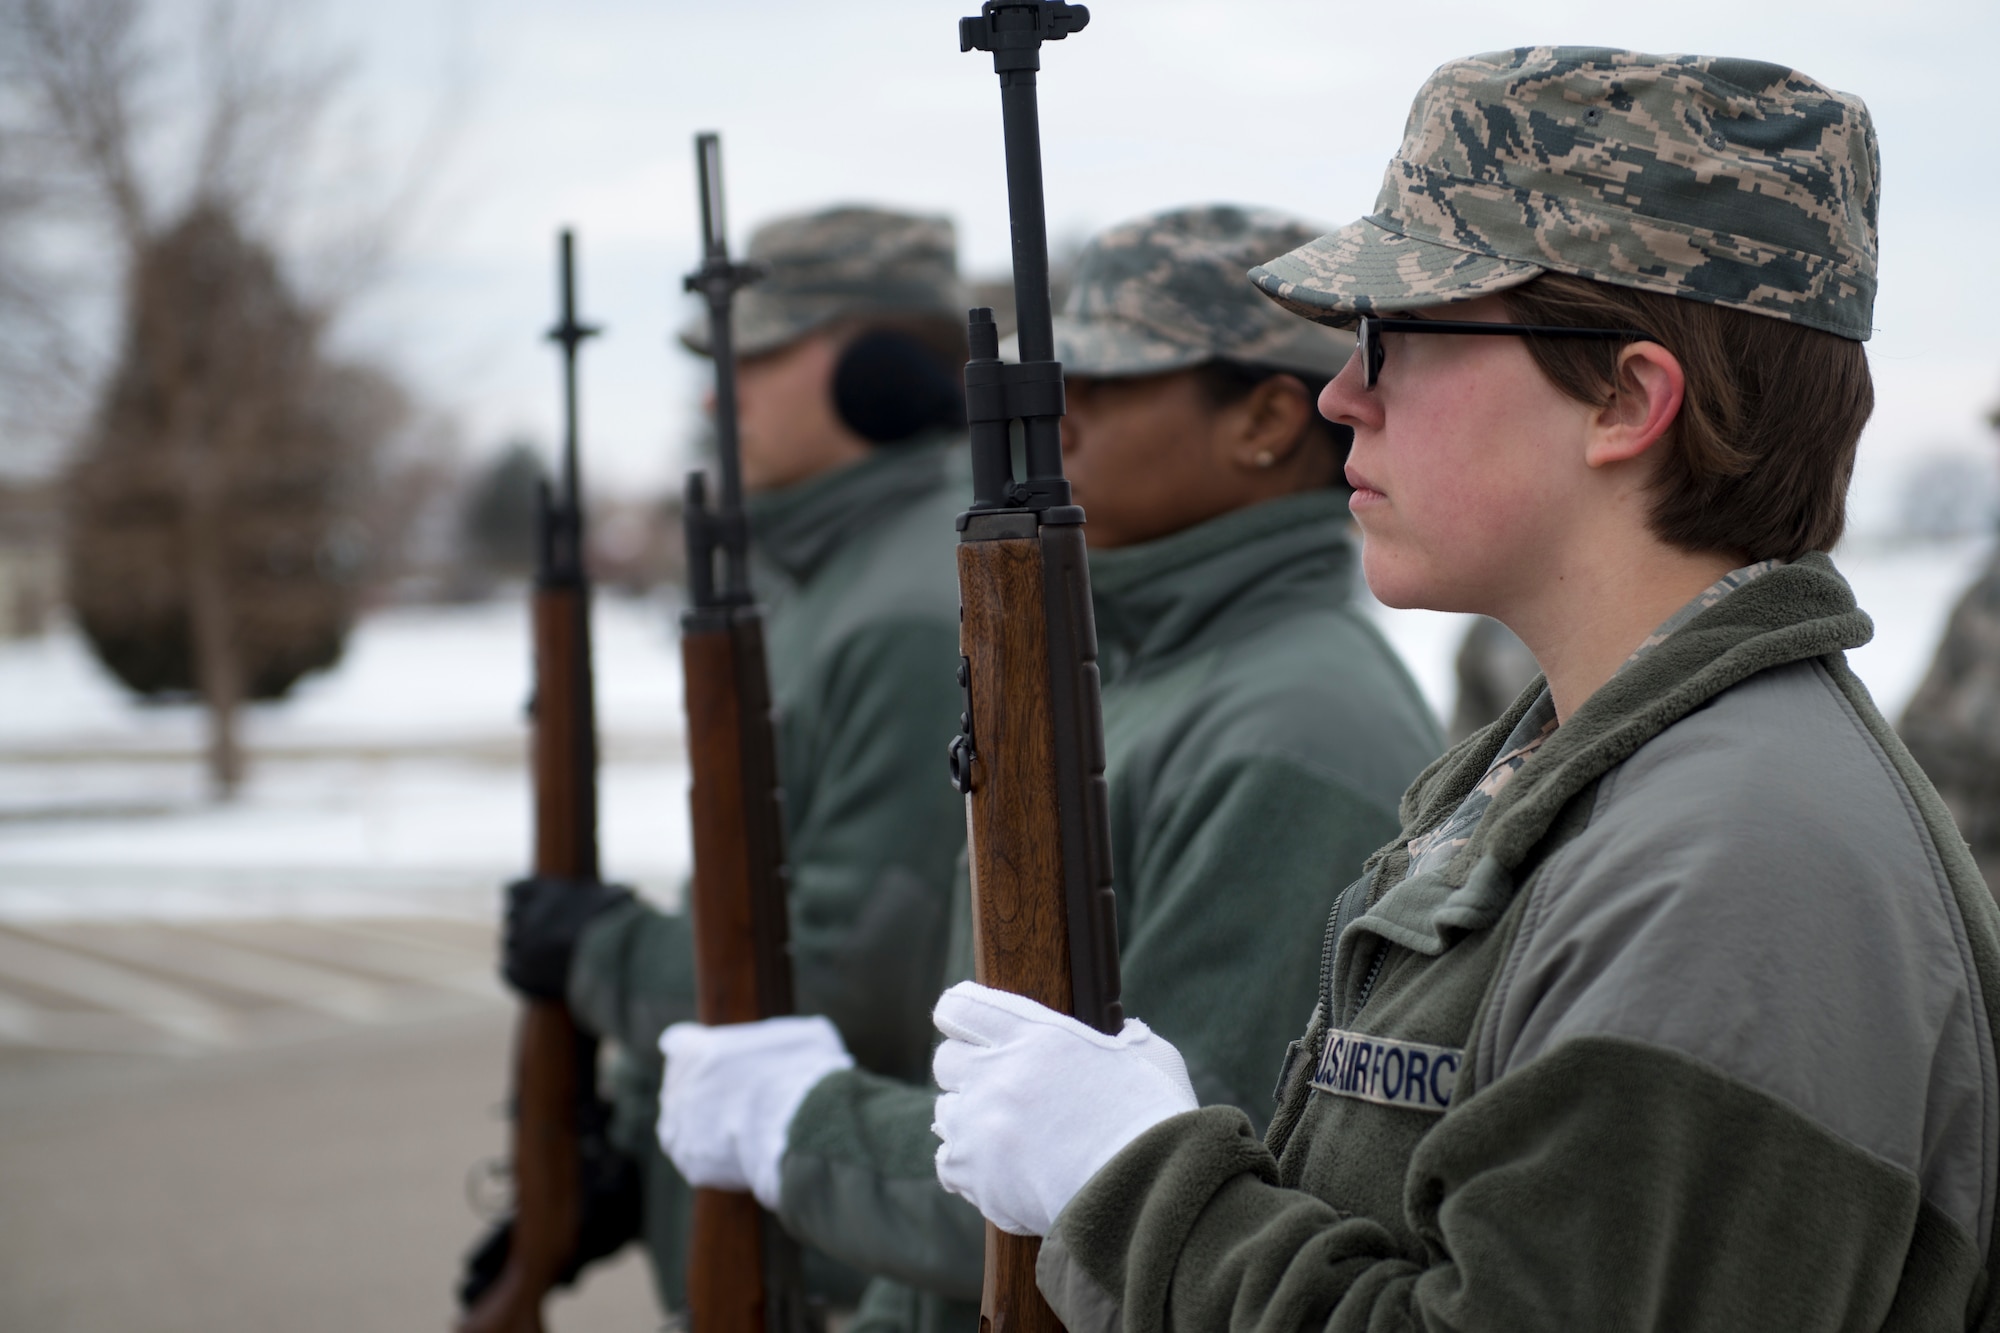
(1, 537), (1991, 923)
(0, 596), (693, 921)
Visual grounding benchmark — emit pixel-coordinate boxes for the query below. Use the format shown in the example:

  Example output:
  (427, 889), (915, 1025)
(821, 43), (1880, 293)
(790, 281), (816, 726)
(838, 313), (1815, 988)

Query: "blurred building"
(1902, 546), (2000, 894)
(0, 480), (63, 639)
(1900, 405), (2000, 893)
(591, 493), (684, 596)
(1896, 450), (2000, 540)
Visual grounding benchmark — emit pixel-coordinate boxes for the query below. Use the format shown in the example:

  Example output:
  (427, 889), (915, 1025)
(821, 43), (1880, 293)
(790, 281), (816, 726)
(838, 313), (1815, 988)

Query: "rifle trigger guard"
(948, 733), (976, 795)
(949, 654), (978, 794)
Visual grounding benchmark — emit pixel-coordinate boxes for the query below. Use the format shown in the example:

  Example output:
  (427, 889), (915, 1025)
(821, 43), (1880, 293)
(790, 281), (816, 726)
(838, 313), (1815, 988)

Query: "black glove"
(456, 1117), (643, 1309)
(502, 876), (632, 1002)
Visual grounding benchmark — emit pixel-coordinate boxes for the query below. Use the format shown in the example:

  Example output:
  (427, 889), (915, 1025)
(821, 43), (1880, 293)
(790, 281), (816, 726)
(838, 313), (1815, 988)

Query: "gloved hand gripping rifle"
(679, 131), (818, 1333)
(459, 230), (611, 1333)
(950, 7), (1123, 1333)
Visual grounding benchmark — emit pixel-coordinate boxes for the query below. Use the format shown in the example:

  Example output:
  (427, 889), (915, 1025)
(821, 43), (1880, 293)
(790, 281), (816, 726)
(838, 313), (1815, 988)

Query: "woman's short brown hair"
(1501, 273), (1873, 561)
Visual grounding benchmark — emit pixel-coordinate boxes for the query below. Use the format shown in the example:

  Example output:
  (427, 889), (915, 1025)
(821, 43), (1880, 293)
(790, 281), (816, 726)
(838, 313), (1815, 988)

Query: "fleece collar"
(1086, 489), (1357, 686)
(744, 436), (955, 586)
(1357, 553), (1874, 953)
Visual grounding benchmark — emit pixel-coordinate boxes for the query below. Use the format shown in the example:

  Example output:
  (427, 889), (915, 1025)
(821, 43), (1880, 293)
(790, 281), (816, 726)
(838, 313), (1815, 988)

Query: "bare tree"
(0, 2), (113, 464)
(7, 0), (457, 797)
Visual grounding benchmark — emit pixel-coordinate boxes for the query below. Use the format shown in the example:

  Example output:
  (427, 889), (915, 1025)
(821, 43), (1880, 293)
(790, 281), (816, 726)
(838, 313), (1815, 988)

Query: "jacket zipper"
(1284, 876), (1390, 1137)
(1319, 873), (1390, 1027)
(1352, 942), (1388, 1020)
(1317, 906), (1340, 1018)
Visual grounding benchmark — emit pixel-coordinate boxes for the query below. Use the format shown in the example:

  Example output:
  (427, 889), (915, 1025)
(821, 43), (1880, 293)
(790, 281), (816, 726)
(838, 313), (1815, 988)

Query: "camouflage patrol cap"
(1250, 48), (1880, 340)
(1055, 204), (1354, 378)
(682, 205), (967, 357)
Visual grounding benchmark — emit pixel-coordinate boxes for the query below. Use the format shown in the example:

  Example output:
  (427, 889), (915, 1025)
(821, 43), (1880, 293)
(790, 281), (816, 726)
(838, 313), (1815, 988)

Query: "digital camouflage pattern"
(1250, 48), (1880, 340)
(1621, 558), (1781, 662)
(1405, 560), (1780, 880)
(682, 206), (967, 357)
(1402, 695), (1556, 882)
(1053, 205), (1354, 378)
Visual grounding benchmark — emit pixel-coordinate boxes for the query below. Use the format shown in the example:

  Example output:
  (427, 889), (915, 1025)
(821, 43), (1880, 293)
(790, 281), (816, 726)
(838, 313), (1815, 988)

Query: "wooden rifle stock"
(682, 603), (813, 1333)
(953, 8), (1113, 1331)
(957, 531), (1071, 1333)
(461, 231), (602, 1333)
(955, 516), (1119, 1333)
(462, 582), (599, 1333)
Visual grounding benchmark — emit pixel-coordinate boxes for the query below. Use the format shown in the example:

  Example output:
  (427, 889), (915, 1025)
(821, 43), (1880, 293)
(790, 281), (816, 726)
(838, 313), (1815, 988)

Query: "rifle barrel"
(686, 132), (759, 605)
(1000, 88), (1053, 365)
(954, 9), (1118, 1333)
(546, 229), (602, 580)
(459, 226), (604, 1333)
(678, 131), (815, 1333)
(699, 134), (730, 261)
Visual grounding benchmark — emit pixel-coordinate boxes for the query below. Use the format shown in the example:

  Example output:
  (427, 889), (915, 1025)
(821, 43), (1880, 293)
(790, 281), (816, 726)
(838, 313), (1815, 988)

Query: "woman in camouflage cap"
(932, 48), (2000, 1331)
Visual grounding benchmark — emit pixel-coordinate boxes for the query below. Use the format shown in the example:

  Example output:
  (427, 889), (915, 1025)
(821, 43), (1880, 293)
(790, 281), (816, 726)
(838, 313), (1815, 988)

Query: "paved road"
(0, 919), (664, 1332)
(0, 918), (506, 1056)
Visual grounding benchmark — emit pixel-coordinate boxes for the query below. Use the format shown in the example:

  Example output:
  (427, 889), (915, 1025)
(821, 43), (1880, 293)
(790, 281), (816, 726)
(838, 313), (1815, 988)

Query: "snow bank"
(2, 539), (1989, 922)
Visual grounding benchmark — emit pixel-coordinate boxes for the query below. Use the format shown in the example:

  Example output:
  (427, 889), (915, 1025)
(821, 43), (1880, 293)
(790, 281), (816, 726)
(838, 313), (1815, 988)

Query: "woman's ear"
(1585, 342), (1684, 468)
(1224, 373), (1314, 472)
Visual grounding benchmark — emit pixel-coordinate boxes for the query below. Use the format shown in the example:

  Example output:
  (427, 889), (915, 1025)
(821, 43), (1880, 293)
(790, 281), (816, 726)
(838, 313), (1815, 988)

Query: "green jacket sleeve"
(779, 617), (965, 1084)
(1117, 754), (1401, 1128)
(568, 895), (695, 1059)
(1040, 1036), (1956, 1333)
(565, 616), (963, 1089)
(770, 755), (1405, 1305)
(777, 1066), (985, 1299)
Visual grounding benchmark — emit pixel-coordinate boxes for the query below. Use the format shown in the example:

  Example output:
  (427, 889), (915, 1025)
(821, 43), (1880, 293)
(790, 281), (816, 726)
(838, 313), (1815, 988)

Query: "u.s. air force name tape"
(1312, 1027), (1460, 1113)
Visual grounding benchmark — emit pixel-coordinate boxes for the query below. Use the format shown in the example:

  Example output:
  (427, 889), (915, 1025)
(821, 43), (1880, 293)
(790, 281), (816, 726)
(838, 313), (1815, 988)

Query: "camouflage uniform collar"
(1402, 692), (1558, 883)
(1087, 489), (1356, 684)
(1619, 559), (1783, 667)
(744, 437), (957, 586)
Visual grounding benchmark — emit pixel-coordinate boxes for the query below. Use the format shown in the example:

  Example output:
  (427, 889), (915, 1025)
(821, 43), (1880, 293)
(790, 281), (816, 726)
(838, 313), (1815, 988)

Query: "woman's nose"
(1319, 354), (1378, 432)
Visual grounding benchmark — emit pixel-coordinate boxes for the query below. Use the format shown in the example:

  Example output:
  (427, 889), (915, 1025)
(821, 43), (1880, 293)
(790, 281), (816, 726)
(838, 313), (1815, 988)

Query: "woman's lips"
(1345, 462), (1386, 508)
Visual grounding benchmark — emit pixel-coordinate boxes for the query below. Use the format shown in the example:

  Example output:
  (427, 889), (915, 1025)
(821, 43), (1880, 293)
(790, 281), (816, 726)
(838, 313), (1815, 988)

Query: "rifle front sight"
(682, 132), (765, 609)
(958, 0), (1087, 515)
(542, 229), (601, 587)
(960, 0), (1088, 69)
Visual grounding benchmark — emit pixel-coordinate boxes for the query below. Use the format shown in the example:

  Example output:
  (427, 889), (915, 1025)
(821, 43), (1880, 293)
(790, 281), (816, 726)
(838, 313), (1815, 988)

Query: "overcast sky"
(304, 0), (1999, 530)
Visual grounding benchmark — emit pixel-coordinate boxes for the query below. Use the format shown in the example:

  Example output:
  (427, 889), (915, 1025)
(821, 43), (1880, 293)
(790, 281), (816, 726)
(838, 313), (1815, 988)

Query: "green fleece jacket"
(565, 440), (969, 1303)
(1041, 553), (2000, 1333)
(774, 490), (1445, 1330)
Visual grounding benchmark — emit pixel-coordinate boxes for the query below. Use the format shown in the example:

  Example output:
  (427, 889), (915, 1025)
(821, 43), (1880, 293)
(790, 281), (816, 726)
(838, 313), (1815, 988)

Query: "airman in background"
(503, 204), (973, 1312)
(1902, 418), (2000, 893)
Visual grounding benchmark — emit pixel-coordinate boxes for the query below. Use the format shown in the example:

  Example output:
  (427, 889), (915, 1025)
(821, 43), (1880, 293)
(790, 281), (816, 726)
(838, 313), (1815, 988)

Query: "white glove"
(657, 1014), (854, 1210)
(931, 980), (1198, 1237)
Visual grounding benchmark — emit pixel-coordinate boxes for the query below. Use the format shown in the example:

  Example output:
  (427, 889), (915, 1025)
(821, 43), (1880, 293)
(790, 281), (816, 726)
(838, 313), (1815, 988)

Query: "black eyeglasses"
(1355, 316), (1655, 390)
